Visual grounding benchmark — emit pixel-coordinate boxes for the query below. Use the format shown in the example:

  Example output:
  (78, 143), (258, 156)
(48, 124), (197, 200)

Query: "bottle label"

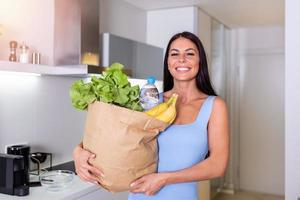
(140, 87), (159, 110)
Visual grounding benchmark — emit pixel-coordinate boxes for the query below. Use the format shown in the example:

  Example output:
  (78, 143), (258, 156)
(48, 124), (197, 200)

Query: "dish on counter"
(40, 170), (74, 192)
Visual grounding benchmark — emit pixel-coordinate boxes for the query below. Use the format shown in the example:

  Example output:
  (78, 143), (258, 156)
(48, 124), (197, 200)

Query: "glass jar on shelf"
(19, 42), (29, 63)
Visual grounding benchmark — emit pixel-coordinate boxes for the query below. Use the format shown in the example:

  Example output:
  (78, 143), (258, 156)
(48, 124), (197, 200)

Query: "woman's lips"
(175, 67), (191, 72)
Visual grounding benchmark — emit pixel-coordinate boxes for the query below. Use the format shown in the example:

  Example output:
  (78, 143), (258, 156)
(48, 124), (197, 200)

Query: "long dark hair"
(163, 31), (217, 96)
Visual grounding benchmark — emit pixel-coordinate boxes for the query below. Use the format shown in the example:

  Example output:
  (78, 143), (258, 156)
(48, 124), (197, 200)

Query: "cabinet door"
(77, 189), (128, 200)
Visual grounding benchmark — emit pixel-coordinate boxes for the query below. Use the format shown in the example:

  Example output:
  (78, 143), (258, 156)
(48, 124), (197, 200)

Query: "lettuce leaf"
(70, 63), (143, 111)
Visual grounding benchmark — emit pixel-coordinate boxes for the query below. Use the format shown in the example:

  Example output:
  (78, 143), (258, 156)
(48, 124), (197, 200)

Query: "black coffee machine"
(0, 145), (30, 196)
(0, 154), (29, 196)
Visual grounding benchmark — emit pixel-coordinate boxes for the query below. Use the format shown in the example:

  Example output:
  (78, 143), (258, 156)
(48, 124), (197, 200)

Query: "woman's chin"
(170, 70), (198, 81)
(173, 76), (196, 82)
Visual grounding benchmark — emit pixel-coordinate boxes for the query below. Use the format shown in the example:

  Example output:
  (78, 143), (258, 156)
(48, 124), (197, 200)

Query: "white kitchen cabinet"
(76, 189), (128, 200)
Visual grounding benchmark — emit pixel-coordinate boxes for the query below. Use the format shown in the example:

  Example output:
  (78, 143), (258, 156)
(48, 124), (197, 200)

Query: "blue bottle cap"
(147, 76), (156, 84)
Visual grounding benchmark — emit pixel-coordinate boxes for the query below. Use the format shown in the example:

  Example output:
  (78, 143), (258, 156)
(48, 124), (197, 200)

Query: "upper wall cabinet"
(0, 0), (81, 66)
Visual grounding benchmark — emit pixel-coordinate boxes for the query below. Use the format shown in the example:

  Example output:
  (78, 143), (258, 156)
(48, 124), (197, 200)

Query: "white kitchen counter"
(0, 176), (128, 200)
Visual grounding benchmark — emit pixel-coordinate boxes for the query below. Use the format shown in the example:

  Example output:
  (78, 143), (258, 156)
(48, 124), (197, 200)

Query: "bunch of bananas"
(145, 93), (178, 124)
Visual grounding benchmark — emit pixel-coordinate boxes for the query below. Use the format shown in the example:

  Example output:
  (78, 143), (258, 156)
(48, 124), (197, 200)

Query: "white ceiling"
(124, 0), (285, 28)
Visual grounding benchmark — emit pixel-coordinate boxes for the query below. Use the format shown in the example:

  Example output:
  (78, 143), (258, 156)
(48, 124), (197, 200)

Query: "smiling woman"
(72, 31), (229, 200)
(127, 31), (229, 199)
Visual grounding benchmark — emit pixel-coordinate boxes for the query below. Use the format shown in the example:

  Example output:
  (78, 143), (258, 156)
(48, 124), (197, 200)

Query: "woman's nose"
(178, 54), (186, 63)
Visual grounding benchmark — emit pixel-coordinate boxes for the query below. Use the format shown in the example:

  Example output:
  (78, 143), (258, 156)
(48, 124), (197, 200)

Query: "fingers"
(83, 163), (104, 177)
(130, 178), (147, 194)
(73, 145), (89, 158)
(75, 161), (103, 183)
(77, 167), (100, 183)
(145, 191), (154, 196)
(89, 153), (96, 159)
(130, 185), (144, 193)
(87, 156), (104, 177)
(129, 174), (163, 196)
(77, 170), (95, 183)
(81, 149), (94, 159)
(73, 145), (104, 184)
(130, 177), (145, 188)
(130, 186), (155, 196)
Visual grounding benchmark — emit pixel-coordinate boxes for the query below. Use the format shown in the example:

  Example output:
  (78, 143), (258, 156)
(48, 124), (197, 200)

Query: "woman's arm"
(166, 97), (229, 183)
(130, 97), (229, 195)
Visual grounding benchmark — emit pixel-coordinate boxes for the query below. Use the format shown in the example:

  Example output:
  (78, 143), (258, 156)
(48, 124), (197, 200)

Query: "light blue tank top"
(128, 96), (216, 200)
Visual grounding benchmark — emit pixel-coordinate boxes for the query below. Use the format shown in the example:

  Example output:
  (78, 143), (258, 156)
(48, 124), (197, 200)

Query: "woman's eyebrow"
(185, 48), (197, 52)
(170, 48), (197, 52)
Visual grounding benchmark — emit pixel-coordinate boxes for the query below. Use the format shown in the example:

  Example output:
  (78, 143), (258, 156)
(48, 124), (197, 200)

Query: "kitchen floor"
(212, 190), (284, 200)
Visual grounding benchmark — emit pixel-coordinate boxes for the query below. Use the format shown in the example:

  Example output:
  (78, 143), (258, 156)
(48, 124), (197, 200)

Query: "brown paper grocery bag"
(82, 101), (168, 192)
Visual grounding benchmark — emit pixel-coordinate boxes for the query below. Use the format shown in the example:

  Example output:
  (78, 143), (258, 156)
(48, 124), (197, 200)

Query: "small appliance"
(6, 145), (30, 184)
(0, 153), (29, 196)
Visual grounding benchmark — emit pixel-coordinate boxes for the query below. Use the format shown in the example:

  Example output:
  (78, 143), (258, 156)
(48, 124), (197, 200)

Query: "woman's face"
(167, 37), (200, 82)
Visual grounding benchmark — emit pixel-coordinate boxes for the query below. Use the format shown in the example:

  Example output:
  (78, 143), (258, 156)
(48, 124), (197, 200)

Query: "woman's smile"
(175, 66), (191, 72)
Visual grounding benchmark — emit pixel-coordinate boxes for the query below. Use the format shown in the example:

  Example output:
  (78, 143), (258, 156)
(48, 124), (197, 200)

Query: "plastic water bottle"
(140, 76), (159, 110)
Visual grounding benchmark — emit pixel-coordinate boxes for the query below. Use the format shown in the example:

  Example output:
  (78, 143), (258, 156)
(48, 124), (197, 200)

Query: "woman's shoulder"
(211, 96), (228, 116)
(211, 96), (226, 107)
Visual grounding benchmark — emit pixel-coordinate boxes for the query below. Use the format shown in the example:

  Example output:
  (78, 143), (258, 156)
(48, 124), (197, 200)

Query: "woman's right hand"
(73, 144), (104, 183)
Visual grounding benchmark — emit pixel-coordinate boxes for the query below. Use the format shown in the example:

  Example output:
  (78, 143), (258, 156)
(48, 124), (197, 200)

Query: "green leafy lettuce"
(70, 63), (143, 111)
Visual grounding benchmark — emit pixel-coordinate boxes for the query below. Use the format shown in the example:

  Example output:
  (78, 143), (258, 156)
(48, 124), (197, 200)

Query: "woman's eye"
(170, 53), (179, 56)
(186, 53), (195, 56)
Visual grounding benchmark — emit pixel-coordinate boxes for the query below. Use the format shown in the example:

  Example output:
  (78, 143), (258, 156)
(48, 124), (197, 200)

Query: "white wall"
(198, 9), (212, 64)
(0, 74), (86, 165)
(0, 0), (55, 65)
(99, 0), (147, 43)
(147, 6), (198, 49)
(233, 26), (285, 195)
(236, 26), (284, 50)
(210, 21), (226, 97)
(285, 0), (300, 199)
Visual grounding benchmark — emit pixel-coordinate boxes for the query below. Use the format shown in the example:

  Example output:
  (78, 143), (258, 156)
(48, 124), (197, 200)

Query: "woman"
(73, 31), (229, 200)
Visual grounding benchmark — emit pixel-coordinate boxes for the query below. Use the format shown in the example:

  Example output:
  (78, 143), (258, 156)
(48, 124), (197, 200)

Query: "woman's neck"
(170, 79), (207, 104)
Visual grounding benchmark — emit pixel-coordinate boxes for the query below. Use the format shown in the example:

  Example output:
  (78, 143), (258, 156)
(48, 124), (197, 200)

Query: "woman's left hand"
(130, 173), (169, 196)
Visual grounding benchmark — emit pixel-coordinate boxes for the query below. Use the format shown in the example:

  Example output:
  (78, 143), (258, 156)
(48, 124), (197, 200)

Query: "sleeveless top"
(128, 96), (216, 200)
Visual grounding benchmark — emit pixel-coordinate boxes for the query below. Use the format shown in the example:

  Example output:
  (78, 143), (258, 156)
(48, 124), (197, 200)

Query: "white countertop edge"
(60, 179), (100, 200)
(0, 176), (100, 200)
(0, 61), (88, 75)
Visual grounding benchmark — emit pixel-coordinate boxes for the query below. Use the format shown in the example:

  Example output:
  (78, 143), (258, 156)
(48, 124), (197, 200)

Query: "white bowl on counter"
(40, 170), (75, 192)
